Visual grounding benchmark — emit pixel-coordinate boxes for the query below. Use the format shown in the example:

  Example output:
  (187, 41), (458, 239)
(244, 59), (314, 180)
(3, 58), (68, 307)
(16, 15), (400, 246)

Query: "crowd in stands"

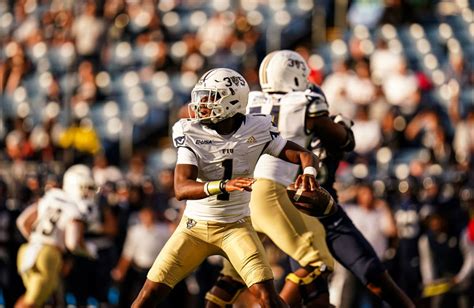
(0, 0), (473, 307)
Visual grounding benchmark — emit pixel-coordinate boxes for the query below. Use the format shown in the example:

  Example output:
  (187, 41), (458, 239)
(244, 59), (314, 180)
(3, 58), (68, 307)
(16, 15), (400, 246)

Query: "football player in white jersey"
(62, 165), (117, 306)
(15, 165), (96, 308)
(132, 68), (321, 308)
(206, 50), (415, 308)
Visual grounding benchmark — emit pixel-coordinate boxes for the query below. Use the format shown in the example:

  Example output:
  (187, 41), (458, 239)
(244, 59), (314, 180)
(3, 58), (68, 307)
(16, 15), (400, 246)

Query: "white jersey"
(29, 188), (83, 251)
(172, 114), (287, 223)
(247, 90), (324, 186)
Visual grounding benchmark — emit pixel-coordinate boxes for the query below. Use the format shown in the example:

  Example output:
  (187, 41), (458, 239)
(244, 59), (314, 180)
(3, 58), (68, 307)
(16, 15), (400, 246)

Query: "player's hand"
(295, 174), (319, 192)
(225, 178), (256, 192)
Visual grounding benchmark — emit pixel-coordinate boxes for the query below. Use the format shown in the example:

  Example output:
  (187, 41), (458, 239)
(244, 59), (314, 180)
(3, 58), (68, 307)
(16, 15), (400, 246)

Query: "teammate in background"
(204, 70), (335, 307)
(15, 165), (96, 308)
(64, 165), (118, 306)
(206, 50), (414, 308)
(132, 68), (320, 308)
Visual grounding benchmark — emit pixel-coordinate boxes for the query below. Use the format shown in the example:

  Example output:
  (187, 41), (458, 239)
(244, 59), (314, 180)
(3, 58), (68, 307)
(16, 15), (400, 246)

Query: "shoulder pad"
(246, 113), (278, 132)
(171, 119), (191, 148)
(304, 89), (329, 117)
(304, 90), (327, 104)
(242, 114), (280, 145)
(45, 188), (74, 204)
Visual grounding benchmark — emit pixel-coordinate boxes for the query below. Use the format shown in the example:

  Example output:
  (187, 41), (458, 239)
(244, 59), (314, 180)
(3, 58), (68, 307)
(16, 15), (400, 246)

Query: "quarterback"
(132, 68), (320, 308)
(206, 50), (414, 308)
(15, 165), (96, 308)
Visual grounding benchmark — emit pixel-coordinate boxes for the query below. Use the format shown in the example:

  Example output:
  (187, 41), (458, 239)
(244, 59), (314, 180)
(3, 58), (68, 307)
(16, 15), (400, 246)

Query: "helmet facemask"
(188, 88), (231, 124)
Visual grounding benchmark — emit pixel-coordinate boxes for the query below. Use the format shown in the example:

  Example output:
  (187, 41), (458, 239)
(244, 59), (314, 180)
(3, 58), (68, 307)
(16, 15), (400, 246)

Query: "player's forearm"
(174, 180), (209, 201)
(175, 164), (210, 200)
(278, 140), (318, 169)
(312, 117), (353, 150)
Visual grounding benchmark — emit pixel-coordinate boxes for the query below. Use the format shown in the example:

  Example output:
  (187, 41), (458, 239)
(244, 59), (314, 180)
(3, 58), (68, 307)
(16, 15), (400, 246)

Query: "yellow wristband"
(205, 181), (224, 196)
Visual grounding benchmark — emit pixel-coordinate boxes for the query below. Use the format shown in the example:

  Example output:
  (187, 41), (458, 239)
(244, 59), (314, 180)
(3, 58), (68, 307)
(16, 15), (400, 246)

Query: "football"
(286, 183), (336, 218)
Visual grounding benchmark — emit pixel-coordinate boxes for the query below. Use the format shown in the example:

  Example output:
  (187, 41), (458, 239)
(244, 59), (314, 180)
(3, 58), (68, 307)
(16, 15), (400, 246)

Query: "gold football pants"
(222, 178), (334, 282)
(147, 215), (274, 288)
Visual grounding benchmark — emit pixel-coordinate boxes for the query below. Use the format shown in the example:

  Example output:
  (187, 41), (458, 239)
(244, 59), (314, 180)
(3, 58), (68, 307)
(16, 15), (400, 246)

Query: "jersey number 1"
(217, 159), (233, 201)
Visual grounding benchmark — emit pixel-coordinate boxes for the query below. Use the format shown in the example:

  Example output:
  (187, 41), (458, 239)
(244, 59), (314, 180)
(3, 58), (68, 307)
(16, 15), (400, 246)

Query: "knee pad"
(285, 265), (329, 304)
(205, 275), (245, 307)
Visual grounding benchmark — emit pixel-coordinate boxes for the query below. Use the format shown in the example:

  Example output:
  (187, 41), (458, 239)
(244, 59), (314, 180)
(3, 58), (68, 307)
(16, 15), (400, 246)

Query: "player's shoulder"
(279, 90), (312, 107)
(305, 85), (328, 103)
(245, 113), (273, 127)
(171, 118), (201, 148)
(240, 114), (278, 143)
(43, 188), (76, 206)
(40, 188), (82, 218)
(172, 118), (195, 134)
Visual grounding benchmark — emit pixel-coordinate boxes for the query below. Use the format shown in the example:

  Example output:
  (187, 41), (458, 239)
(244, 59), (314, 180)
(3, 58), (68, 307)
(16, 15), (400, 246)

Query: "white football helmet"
(259, 50), (309, 93)
(62, 164), (96, 201)
(188, 68), (249, 124)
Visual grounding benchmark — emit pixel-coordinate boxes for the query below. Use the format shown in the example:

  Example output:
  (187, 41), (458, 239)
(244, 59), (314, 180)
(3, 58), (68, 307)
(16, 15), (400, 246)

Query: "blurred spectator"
(352, 106), (382, 159)
(322, 58), (355, 118)
(444, 51), (474, 88)
(126, 154), (148, 186)
(347, 0), (385, 29)
(111, 206), (172, 307)
(335, 183), (397, 307)
(0, 178), (24, 307)
(29, 118), (59, 162)
(453, 108), (474, 167)
(71, 2), (105, 63)
(154, 168), (175, 220)
(92, 153), (123, 187)
(72, 60), (98, 105)
(452, 187), (474, 302)
(370, 39), (403, 84)
(345, 58), (378, 106)
(18, 172), (42, 206)
(5, 117), (34, 161)
(6, 130), (33, 162)
(405, 110), (452, 165)
(197, 12), (233, 50)
(0, 41), (30, 94)
(380, 108), (409, 151)
(418, 207), (465, 307)
(392, 176), (423, 300)
(382, 59), (420, 115)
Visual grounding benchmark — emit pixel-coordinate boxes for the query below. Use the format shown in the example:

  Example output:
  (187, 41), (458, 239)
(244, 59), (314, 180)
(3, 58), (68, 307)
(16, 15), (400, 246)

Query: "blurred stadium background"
(0, 0), (473, 307)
